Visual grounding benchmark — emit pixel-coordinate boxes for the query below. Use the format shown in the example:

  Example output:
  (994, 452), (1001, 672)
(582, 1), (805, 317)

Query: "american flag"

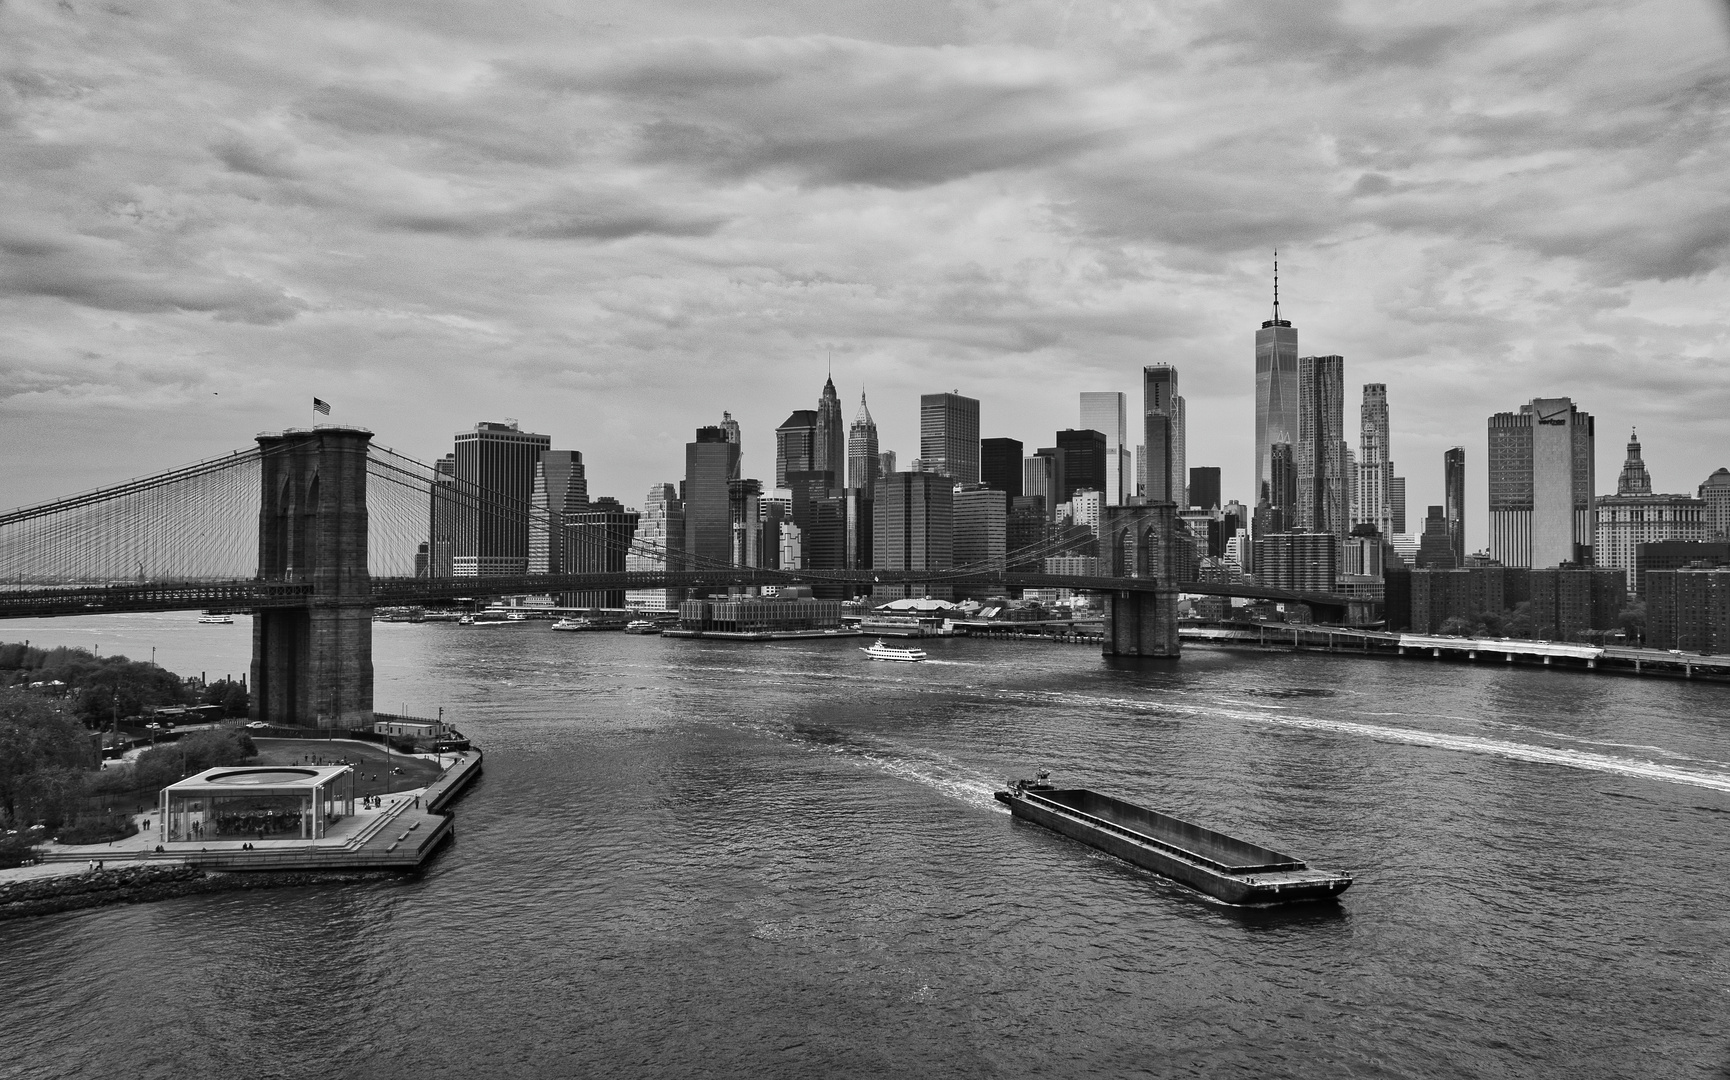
(312, 397), (331, 415)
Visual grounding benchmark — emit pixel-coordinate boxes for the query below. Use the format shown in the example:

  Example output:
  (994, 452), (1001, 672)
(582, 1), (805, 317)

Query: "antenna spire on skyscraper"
(1273, 249), (1280, 323)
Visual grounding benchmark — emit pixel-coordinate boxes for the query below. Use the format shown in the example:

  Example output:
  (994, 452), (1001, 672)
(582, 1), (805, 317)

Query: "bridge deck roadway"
(0, 573), (1353, 619)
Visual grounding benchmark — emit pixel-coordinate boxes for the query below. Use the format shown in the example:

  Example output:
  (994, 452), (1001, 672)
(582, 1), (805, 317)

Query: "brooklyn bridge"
(0, 426), (1360, 726)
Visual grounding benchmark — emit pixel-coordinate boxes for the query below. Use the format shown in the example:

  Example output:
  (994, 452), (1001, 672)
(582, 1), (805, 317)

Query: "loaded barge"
(995, 778), (1352, 905)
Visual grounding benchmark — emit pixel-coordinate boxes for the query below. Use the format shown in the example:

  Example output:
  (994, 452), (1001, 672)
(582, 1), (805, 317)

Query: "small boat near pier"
(995, 777), (1352, 905)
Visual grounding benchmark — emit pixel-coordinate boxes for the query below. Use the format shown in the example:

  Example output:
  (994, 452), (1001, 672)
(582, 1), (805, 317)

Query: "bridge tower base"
(250, 427), (375, 728)
(1097, 504), (1183, 658)
(1102, 590), (1180, 657)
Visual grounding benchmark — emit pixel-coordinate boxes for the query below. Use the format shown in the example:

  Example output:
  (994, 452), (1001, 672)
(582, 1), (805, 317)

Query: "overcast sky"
(3, 0), (1728, 551)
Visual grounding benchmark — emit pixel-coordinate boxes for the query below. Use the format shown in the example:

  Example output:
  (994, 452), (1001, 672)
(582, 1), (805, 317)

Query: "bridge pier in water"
(1098, 504), (1182, 658)
(251, 427), (375, 728)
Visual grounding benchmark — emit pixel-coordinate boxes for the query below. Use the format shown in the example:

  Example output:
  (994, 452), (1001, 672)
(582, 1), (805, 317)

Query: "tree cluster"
(0, 642), (198, 724)
(0, 687), (94, 831)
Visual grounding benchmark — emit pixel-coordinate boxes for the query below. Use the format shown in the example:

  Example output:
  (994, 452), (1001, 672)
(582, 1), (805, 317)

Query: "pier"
(1181, 621), (1730, 682)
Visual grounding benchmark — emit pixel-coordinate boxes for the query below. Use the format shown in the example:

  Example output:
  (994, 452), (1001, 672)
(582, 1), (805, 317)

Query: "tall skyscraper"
(1358, 384), (1394, 539)
(1142, 365), (1180, 503)
(1173, 395), (1187, 508)
(980, 437), (1023, 506)
(1530, 397), (1594, 569)
(1024, 454), (1059, 522)
(1488, 398), (1595, 567)
(719, 412), (742, 481)
(879, 449), (896, 476)
(626, 483), (684, 611)
(919, 392), (980, 483)
(1055, 429), (1107, 503)
(775, 410), (817, 489)
(953, 485), (1007, 572)
(814, 376), (845, 480)
(846, 392), (880, 491)
(566, 497), (640, 608)
(1079, 392), (1129, 505)
(452, 420), (552, 577)
(1390, 476), (1407, 535)
(1255, 257), (1300, 530)
(528, 449), (587, 578)
(1296, 355), (1348, 547)
(728, 478), (763, 568)
(873, 472), (955, 599)
(1344, 446), (1358, 525)
(427, 453), (458, 577)
(1444, 446), (1466, 566)
(1188, 467), (1221, 512)
(685, 426), (740, 577)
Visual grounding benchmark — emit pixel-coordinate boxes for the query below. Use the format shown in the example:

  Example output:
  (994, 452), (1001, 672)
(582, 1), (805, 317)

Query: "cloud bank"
(0, 0), (1727, 543)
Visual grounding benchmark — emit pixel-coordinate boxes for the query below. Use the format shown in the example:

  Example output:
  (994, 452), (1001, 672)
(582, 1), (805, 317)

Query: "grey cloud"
(380, 194), (727, 241)
(1193, 0), (1532, 78)
(517, 38), (1113, 189)
(0, 222), (306, 323)
(294, 84), (575, 168)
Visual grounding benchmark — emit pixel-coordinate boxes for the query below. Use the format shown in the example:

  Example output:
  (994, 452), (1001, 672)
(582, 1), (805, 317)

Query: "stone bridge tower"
(250, 427), (375, 727)
(1099, 503), (1182, 658)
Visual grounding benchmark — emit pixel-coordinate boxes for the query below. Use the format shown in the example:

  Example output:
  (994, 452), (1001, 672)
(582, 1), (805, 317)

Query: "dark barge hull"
(995, 787), (1352, 905)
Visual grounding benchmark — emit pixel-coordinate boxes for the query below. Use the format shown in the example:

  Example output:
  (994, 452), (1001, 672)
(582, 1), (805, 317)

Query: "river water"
(3, 614), (1728, 1079)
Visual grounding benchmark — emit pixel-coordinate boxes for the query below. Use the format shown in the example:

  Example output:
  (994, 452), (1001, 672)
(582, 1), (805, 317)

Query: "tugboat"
(861, 638), (927, 662)
(995, 774), (1353, 905)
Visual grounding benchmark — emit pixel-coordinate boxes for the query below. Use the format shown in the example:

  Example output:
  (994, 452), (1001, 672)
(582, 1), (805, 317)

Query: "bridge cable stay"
(0, 445), (295, 589)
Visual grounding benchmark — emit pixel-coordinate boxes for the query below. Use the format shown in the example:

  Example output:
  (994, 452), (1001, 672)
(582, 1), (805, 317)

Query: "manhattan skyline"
(1, 0), (1728, 557)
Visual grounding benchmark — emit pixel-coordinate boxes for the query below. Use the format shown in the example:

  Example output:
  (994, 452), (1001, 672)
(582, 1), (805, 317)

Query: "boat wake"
(1202, 704), (1730, 796)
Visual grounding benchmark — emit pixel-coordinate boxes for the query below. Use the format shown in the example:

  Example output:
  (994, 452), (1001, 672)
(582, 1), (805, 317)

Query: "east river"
(3, 614), (1728, 1078)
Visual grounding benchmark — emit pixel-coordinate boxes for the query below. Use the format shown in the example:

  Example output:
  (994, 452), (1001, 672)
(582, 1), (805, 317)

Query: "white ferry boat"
(862, 639), (927, 662)
(550, 617), (593, 631)
(197, 613), (234, 625)
(623, 620), (662, 635)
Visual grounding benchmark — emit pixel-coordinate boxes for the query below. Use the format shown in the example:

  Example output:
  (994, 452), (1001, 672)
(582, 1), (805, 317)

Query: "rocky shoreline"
(0, 864), (400, 921)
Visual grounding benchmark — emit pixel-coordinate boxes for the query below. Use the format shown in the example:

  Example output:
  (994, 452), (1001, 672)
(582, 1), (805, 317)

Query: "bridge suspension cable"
(0, 447), (273, 587)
